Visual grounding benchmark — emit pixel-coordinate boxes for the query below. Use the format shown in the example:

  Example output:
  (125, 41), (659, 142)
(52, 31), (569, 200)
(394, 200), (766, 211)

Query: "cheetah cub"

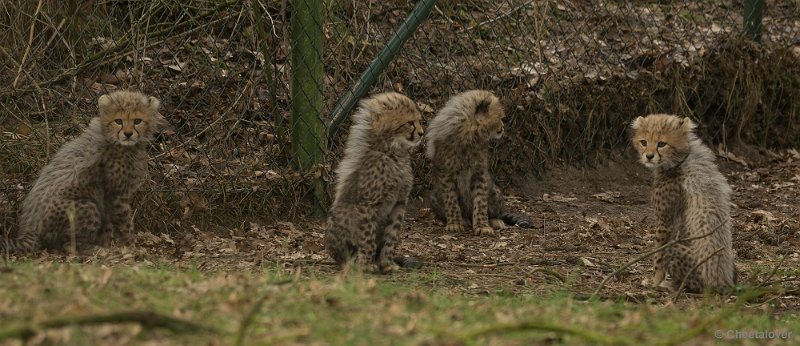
(631, 114), (736, 293)
(324, 92), (424, 273)
(3, 91), (169, 253)
(426, 90), (531, 236)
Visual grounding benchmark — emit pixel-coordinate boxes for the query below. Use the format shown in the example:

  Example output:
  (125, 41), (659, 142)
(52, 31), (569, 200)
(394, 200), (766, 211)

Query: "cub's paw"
(445, 223), (465, 233)
(489, 218), (506, 230)
(653, 269), (666, 286)
(379, 262), (401, 274)
(393, 255), (424, 270)
(360, 263), (380, 274)
(473, 226), (495, 236)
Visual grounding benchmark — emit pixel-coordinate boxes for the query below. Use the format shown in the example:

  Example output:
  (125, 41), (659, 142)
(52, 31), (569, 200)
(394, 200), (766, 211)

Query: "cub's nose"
(124, 131), (133, 138)
(646, 153), (655, 160)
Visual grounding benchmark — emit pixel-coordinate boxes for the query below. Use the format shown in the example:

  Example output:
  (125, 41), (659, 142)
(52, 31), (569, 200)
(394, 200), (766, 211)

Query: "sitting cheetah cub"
(324, 92), (425, 273)
(3, 91), (169, 253)
(631, 114), (736, 293)
(426, 90), (531, 236)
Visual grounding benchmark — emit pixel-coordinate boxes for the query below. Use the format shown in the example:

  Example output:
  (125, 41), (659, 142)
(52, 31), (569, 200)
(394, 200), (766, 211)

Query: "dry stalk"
(66, 204), (77, 256)
(12, 0), (43, 89)
(671, 247), (725, 302)
(591, 224), (722, 298)
(0, 311), (218, 341)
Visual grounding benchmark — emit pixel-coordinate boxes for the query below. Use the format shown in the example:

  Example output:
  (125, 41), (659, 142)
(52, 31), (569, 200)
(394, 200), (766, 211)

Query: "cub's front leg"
(470, 170), (494, 236)
(439, 174), (465, 233)
(104, 198), (134, 242)
(353, 206), (380, 273)
(652, 222), (668, 287)
(377, 200), (406, 273)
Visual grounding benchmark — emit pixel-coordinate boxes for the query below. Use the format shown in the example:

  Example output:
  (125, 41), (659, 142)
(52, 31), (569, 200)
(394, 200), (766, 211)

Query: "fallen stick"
(0, 311), (217, 341)
(591, 225), (721, 298)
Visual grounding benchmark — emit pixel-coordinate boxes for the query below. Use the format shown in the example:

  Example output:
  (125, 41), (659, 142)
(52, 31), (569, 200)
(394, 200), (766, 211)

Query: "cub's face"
(369, 93), (425, 150)
(630, 114), (693, 169)
(464, 92), (504, 140)
(98, 92), (169, 146)
(477, 97), (505, 140)
(391, 110), (425, 148)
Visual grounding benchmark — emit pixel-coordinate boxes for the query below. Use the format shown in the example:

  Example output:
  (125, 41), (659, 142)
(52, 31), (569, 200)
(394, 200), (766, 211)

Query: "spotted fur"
(631, 113), (736, 293)
(426, 90), (531, 236)
(3, 91), (169, 253)
(324, 92), (425, 273)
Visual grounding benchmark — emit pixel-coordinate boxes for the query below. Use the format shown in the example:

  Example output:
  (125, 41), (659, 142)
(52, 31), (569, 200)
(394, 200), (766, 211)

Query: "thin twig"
(234, 279), (293, 346)
(446, 273), (520, 280)
(456, 321), (633, 345)
(0, 311), (217, 341)
(13, 0), (43, 89)
(757, 253), (790, 288)
(592, 225), (721, 298)
(1, 0), (239, 98)
(462, 0), (535, 32)
(663, 290), (761, 345)
(528, 267), (566, 283)
(671, 247), (725, 302)
(452, 262), (516, 268)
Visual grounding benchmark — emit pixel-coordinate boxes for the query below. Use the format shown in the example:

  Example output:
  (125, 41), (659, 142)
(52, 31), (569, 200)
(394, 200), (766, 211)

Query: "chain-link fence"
(2, 0), (799, 235)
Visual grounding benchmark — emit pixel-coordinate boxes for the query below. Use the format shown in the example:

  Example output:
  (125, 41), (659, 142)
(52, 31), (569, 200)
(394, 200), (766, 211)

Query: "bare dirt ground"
(10, 149), (800, 309)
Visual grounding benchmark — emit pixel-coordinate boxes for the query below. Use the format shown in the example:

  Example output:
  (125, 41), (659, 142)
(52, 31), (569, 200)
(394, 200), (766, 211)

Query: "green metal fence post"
(327, 0), (438, 140)
(291, 0), (326, 215)
(744, 0), (763, 42)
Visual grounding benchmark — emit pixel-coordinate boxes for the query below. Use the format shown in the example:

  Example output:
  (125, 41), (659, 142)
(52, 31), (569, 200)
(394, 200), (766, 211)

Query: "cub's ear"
(147, 96), (161, 112)
(630, 116), (644, 130)
(98, 94), (112, 113)
(153, 112), (174, 134)
(475, 99), (491, 115)
(679, 116), (697, 131)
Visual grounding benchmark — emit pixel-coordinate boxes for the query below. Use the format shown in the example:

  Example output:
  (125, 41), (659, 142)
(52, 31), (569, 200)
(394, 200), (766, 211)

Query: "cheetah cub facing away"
(631, 114), (736, 293)
(3, 91), (169, 253)
(325, 92), (425, 273)
(426, 90), (531, 236)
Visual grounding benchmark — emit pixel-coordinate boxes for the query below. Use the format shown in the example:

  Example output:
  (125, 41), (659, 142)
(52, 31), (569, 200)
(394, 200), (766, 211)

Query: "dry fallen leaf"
(543, 193), (577, 203)
(580, 257), (597, 267)
(592, 191), (621, 203)
(751, 210), (777, 223)
(717, 145), (749, 167)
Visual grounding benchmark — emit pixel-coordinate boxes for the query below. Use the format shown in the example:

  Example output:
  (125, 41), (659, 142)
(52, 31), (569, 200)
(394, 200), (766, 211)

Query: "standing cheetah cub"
(3, 91), (169, 253)
(426, 90), (531, 236)
(324, 92), (424, 273)
(631, 114), (736, 293)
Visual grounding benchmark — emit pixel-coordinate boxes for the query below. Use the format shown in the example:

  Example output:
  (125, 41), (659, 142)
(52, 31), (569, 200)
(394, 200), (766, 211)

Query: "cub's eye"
(114, 119), (123, 125)
(657, 141), (666, 148)
(407, 121), (415, 127)
(134, 119), (143, 125)
(639, 140), (647, 147)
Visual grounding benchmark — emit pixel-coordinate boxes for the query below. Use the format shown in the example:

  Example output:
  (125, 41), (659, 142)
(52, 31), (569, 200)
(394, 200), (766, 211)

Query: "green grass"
(0, 262), (797, 345)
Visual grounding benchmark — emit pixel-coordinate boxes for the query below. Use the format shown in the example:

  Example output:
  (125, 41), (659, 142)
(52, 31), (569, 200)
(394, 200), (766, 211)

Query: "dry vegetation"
(1, 0), (799, 344)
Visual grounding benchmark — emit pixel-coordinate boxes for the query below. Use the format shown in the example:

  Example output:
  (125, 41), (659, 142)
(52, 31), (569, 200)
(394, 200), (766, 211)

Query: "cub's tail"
(393, 255), (424, 269)
(1, 234), (38, 254)
(500, 213), (533, 228)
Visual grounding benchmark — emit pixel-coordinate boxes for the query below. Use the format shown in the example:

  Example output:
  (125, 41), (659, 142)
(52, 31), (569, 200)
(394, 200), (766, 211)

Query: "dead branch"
(457, 320), (634, 345)
(671, 247), (725, 302)
(234, 279), (293, 346)
(0, 311), (218, 341)
(528, 267), (566, 283)
(591, 224), (722, 298)
(757, 253), (790, 288)
(12, 0), (43, 89)
(0, 0), (239, 99)
(664, 290), (761, 345)
(452, 262), (516, 268)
